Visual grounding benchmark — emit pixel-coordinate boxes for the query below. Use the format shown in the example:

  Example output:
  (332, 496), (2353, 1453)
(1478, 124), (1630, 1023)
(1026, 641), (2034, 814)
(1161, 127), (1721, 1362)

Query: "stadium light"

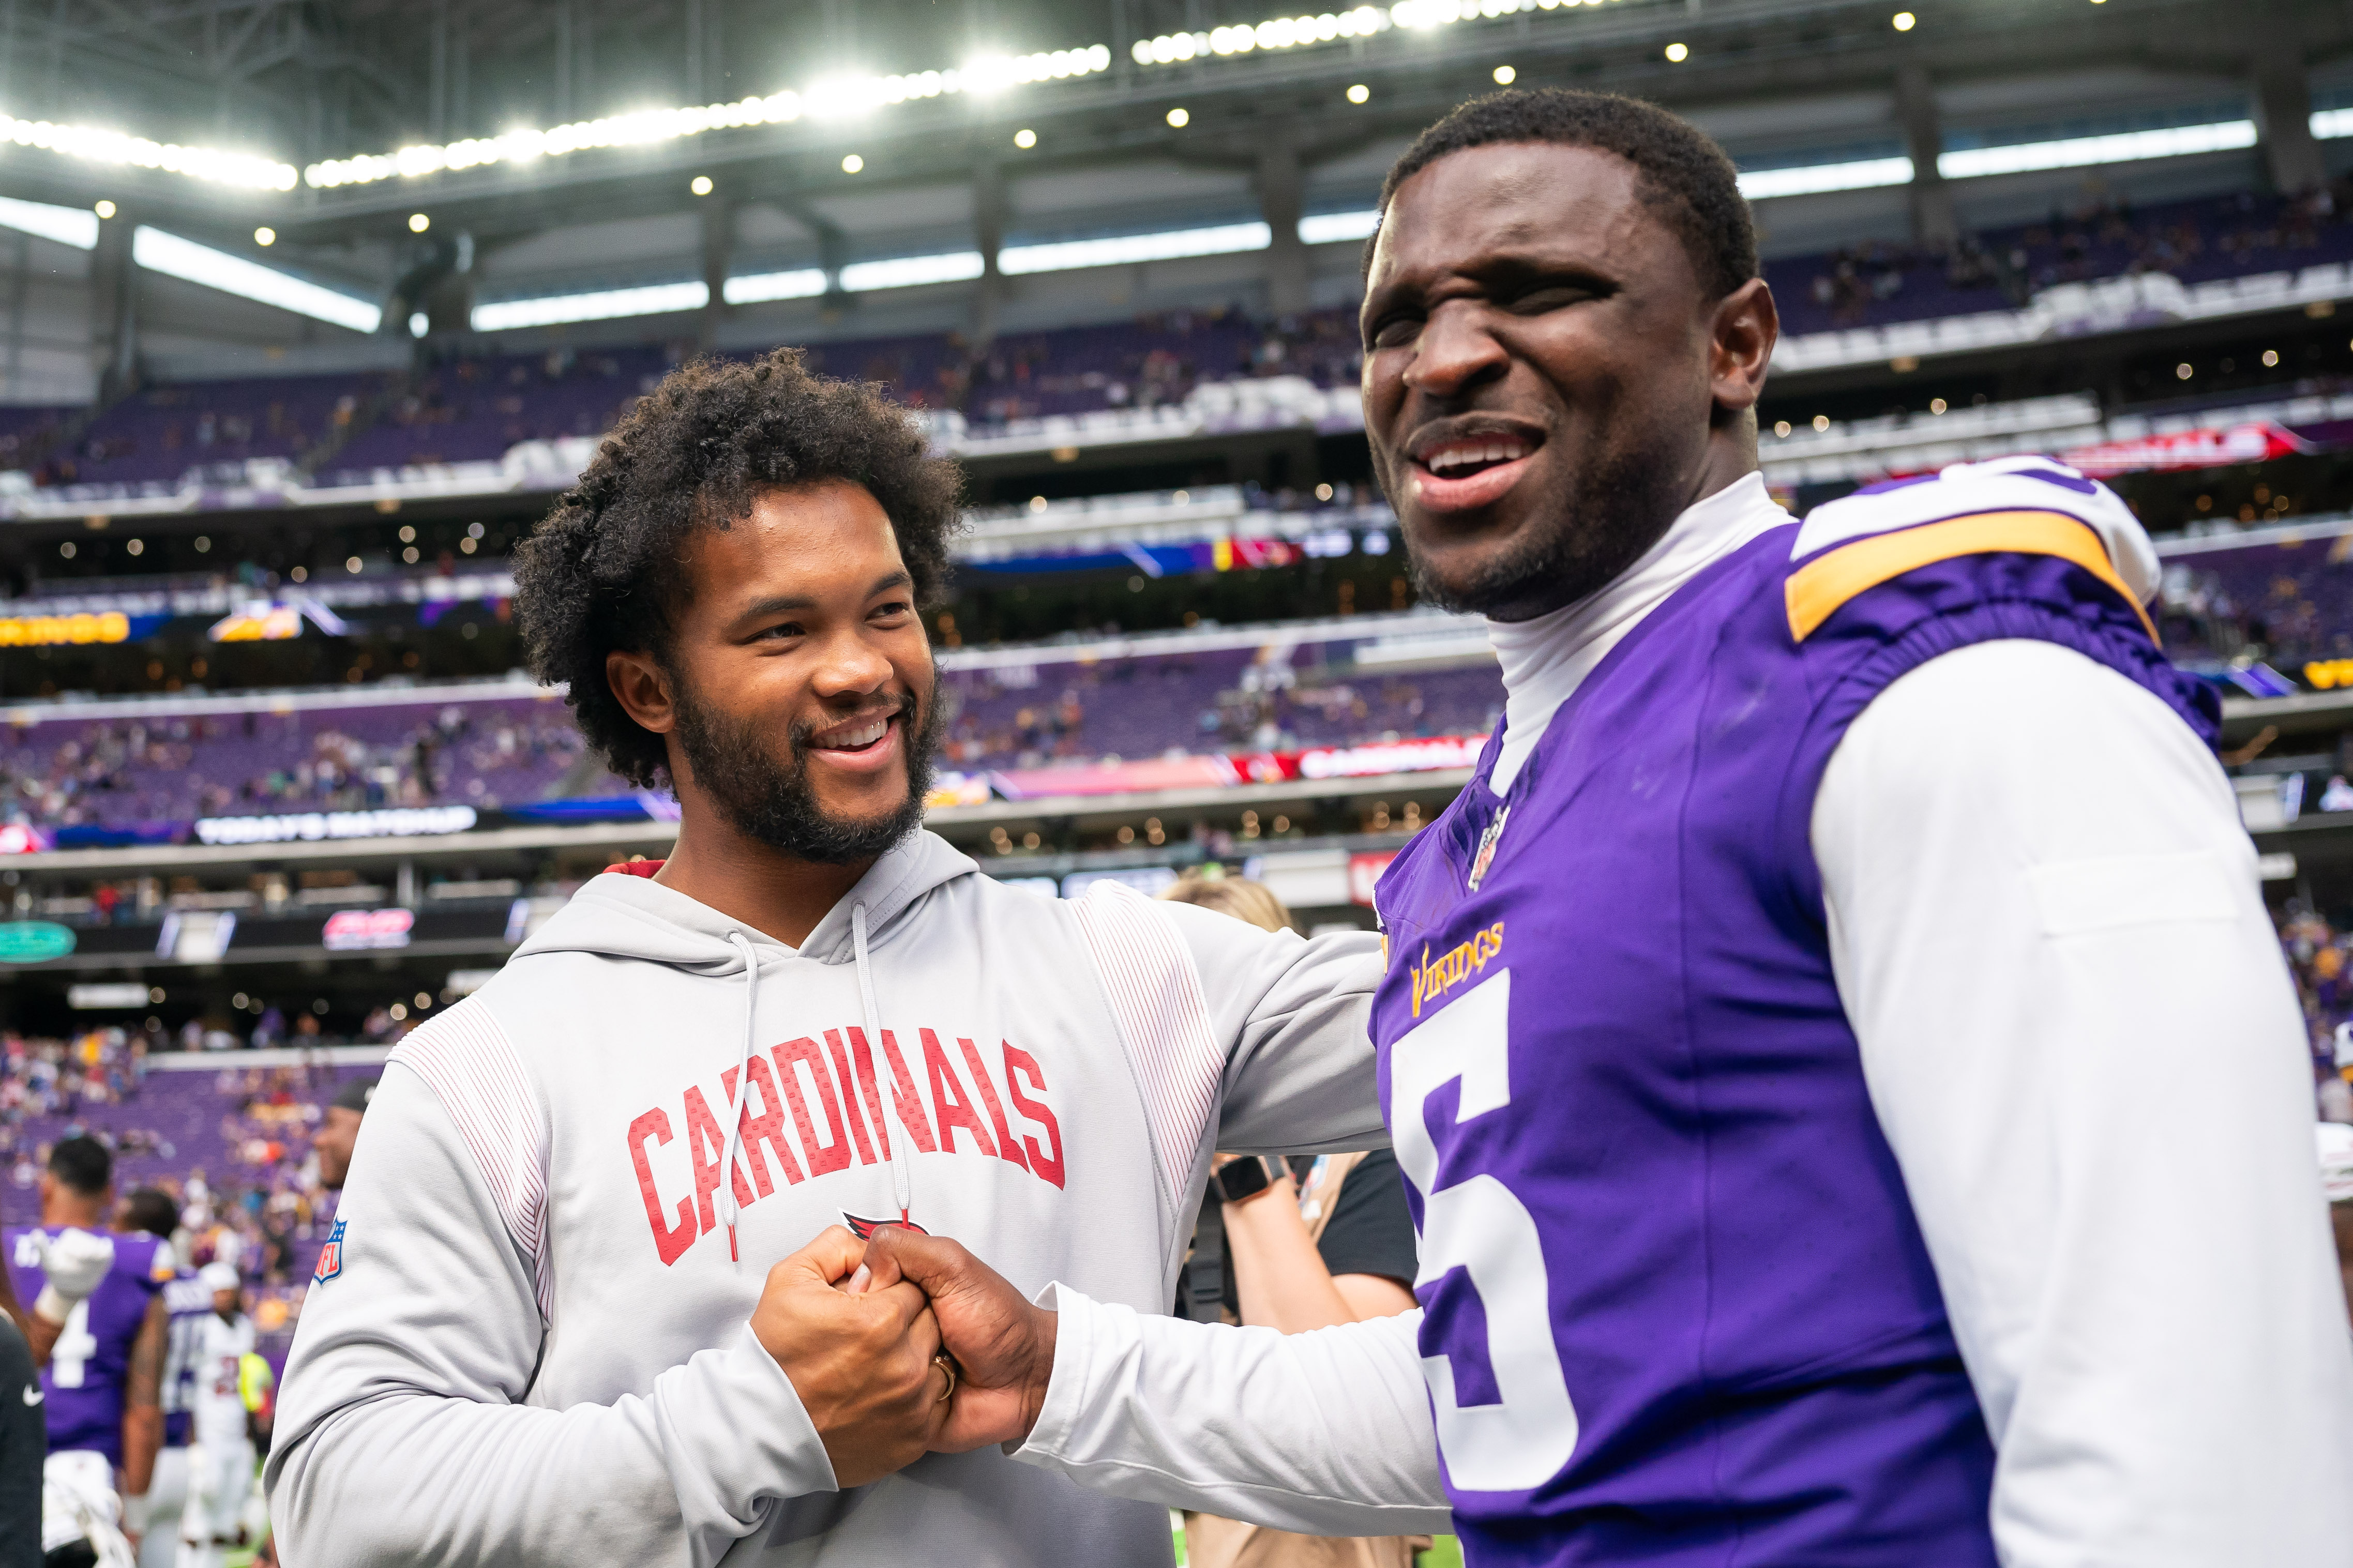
(301, 46), (1111, 190)
(723, 268), (828, 304)
(93, 200), (116, 219)
(1300, 209), (1380, 245)
(1133, 1), (1627, 67)
(838, 251), (986, 290)
(131, 227), (382, 331)
(1937, 119), (2256, 179)
(1737, 156), (1913, 200)
(0, 112), (296, 191)
(471, 280), (708, 331)
(1014, 128), (1038, 148)
(999, 221), (1270, 274)
(0, 194), (98, 250)
(2309, 108), (2353, 140)
(253, 226), (276, 246)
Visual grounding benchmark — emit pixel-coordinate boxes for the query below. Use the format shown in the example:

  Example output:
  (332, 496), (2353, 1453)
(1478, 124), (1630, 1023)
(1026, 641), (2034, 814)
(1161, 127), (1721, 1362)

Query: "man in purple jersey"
(6, 1136), (170, 1553)
(118, 1188), (203, 1568)
(858, 87), (2353, 1566)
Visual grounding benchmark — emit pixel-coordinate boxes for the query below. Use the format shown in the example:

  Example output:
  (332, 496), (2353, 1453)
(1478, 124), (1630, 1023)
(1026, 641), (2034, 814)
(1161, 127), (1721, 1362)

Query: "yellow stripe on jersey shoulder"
(1785, 508), (2158, 645)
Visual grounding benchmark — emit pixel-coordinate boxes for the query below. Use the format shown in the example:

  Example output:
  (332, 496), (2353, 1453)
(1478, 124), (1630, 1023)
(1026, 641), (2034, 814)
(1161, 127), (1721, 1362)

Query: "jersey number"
(51, 1301), (96, 1389)
(1390, 969), (1580, 1492)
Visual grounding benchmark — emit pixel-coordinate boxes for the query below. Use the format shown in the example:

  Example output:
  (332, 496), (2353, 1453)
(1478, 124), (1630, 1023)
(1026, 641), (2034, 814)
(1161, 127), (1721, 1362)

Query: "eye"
(755, 619), (805, 642)
(1367, 313), (1421, 351)
(871, 598), (914, 621)
(1505, 282), (1597, 314)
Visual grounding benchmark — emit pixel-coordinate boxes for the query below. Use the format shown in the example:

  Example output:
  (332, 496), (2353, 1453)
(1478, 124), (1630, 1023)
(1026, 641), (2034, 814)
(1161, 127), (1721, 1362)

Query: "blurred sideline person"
(5, 1138), (170, 1561)
(311, 1076), (376, 1191)
(1162, 875), (1427, 1568)
(0, 1260), (36, 1568)
(266, 350), (1386, 1566)
(861, 87), (2353, 1568)
(116, 1189), (204, 1568)
(177, 1263), (259, 1568)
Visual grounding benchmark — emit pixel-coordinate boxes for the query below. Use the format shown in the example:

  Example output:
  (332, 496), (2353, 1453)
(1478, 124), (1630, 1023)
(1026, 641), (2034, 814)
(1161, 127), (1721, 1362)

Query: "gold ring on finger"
(932, 1352), (959, 1403)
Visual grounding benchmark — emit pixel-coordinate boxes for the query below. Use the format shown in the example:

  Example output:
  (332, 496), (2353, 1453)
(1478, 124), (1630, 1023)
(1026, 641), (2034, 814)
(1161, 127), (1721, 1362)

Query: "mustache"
(785, 690), (919, 754)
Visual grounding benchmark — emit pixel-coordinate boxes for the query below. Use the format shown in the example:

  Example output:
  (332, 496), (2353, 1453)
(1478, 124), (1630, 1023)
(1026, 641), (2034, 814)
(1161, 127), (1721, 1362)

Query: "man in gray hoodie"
(263, 349), (1387, 1567)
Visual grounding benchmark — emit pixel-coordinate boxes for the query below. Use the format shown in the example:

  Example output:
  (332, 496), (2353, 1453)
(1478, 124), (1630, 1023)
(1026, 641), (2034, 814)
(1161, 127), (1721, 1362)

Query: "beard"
(1394, 435), (1686, 623)
(669, 676), (943, 864)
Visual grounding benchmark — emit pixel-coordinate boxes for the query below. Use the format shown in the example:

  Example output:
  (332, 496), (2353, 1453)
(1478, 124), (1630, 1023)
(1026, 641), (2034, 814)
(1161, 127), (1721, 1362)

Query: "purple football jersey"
(4, 1225), (170, 1464)
(1372, 479), (2214, 1565)
(158, 1270), (212, 1448)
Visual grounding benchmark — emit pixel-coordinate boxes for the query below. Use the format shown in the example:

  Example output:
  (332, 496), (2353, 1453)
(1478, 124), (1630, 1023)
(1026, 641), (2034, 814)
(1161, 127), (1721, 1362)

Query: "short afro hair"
(48, 1134), (111, 1196)
(1372, 87), (1756, 302)
(512, 347), (963, 788)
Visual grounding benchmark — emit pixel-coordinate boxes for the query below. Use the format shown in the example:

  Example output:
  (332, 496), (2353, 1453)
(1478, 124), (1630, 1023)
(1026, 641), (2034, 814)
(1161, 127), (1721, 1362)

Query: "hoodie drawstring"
(851, 902), (912, 1226)
(717, 931), (760, 1264)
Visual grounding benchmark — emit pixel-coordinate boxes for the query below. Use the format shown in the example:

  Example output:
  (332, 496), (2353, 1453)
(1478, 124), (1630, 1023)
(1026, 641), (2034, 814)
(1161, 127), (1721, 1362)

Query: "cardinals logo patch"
(312, 1219), (346, 1284)
(840, 1212), (930, 1241)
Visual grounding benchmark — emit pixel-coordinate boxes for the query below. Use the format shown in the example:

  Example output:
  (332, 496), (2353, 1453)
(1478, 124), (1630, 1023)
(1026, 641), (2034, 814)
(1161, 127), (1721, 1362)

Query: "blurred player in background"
(310, 1077), (375, 1191)
(116, 1189), (205, 1568)
(176, 1262), (262, 1568)
(0, 1259), (36, 1568)
(5, 1136), (170, 1561)
(1162, 875), (1427, 1568)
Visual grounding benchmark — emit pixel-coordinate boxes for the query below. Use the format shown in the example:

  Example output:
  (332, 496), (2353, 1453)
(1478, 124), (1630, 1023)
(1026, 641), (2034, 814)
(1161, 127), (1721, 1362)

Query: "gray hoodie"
(265, 828), (1386, 1566)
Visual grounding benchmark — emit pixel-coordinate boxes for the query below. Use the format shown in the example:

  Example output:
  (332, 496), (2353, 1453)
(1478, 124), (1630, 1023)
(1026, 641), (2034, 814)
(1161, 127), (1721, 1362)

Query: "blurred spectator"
(313, 1078), (375, 1191)
(1162, 875), (1428, 1568)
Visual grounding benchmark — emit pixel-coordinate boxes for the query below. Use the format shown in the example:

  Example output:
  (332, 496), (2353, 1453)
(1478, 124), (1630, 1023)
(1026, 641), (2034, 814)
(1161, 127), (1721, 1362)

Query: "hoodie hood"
(510, 826), (979, 973)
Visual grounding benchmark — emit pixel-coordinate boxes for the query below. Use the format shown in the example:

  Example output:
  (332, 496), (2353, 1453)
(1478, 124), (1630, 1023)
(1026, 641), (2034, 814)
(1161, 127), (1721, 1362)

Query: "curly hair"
(1370, 88), (1757, 302)
(511, 347), (963, 788)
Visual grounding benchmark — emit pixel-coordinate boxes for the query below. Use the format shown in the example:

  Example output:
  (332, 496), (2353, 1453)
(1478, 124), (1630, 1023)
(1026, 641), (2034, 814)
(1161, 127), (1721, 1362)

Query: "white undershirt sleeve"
(1813, 638), (2353, 1568)
(1009, 1286), (1452, 1535)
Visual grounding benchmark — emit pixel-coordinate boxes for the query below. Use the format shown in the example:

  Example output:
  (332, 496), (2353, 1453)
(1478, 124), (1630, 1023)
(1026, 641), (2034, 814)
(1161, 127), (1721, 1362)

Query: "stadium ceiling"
(1, 0), (2344, 250)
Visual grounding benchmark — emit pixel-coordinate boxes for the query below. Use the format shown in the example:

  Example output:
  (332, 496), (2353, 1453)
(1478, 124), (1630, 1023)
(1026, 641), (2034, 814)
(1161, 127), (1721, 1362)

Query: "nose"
(1403, 301), (1509, 401)
(808, 626), (896, 707)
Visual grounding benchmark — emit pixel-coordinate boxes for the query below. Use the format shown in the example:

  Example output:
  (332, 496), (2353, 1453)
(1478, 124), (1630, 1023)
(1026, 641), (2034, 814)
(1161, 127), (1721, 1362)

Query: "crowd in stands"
(1, 1033), (376, 1359)
(7, 180), (2353, 494)
(2162, 528), (2353, 672)
(939, 643), (1502, 770)
(1770, 185), (2353, 337)
(0, 696), (599, 829)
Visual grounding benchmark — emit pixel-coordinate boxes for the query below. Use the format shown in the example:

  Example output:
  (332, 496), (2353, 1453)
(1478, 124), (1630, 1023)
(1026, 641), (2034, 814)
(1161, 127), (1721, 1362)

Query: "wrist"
(119, 1491), (149, 1535)
(32, 1285), (71, 1326)
(1213, 1154), (1289, 1207)
(1017, 1302), (1058, 1445)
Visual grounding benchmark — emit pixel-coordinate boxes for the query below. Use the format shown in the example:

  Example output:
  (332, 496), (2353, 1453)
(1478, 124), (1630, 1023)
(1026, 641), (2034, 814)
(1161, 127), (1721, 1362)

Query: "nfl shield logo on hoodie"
(313, 1219), (346, 1284)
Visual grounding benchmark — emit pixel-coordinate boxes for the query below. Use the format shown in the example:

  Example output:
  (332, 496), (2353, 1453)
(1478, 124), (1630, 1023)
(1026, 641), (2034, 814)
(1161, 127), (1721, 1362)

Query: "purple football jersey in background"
(4, 1225), (170, 1464)
(1372, 487), (2214, 1566)
(158, 1270), (212, 1448)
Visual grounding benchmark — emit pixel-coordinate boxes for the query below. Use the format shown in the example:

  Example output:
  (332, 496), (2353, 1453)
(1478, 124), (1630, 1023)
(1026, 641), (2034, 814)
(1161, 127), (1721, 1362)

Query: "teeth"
(816, 719), (889, 751)
(1424, 438), (1529, 475)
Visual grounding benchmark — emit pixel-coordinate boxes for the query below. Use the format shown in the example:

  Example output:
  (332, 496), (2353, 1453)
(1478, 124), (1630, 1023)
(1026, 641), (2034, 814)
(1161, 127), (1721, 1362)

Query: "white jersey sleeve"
(1010, 1285), (1450, 1535)
(1814, 638), (2353, 1567)
(265, 1064), (836, 1568)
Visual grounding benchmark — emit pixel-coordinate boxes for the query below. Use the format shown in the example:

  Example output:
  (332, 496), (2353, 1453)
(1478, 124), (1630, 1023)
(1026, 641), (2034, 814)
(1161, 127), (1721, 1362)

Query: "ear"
(607, 649), (678, 737)
(1708, 277), (1778, 415)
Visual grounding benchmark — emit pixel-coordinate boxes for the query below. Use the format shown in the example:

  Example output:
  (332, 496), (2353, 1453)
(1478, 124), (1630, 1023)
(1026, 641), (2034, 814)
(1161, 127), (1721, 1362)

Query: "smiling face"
(610, 480), (939, 864)
(1361, 141), (1775, 621)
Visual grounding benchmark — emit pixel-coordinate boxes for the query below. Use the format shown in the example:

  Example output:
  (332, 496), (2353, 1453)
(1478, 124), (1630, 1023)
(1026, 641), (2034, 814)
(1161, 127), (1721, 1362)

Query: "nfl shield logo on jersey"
(1467, 805), (1511, 892)
(313, 1219), (346, 1284)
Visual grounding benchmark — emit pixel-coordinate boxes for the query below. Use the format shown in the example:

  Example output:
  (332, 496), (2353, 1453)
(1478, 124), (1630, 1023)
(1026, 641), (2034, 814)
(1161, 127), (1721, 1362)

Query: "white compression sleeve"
(1814, 638), (2353, 1568)
(1011, 1285), (1451, 1535)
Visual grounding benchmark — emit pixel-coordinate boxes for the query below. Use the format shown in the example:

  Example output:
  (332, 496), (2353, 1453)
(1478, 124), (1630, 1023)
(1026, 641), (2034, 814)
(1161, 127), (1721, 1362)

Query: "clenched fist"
(753, 1225), (952, 1487)
(856, 1227), (1058, 1453)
